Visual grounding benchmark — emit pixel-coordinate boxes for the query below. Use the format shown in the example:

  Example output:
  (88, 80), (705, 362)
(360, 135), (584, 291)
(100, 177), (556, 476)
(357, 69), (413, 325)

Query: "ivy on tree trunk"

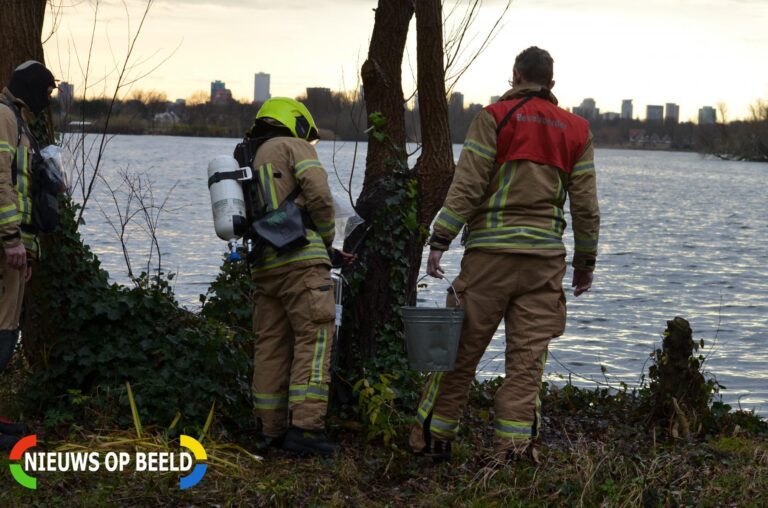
(340, 0), (455, 387)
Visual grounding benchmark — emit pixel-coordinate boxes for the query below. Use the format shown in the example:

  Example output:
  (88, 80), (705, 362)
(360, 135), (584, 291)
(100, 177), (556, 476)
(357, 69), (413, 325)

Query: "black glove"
(328, 248), (344, 268)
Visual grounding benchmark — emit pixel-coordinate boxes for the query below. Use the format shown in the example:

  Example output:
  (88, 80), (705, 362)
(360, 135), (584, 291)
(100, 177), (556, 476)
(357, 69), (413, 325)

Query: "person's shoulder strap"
(494, 95), (535, 135)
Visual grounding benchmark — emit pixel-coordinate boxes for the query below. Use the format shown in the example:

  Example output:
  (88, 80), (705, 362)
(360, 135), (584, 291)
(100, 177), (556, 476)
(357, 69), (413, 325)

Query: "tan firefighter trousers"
(0, 253), (25, 330)
(410, 251), (566, 453)
(252, 264), (336, 437)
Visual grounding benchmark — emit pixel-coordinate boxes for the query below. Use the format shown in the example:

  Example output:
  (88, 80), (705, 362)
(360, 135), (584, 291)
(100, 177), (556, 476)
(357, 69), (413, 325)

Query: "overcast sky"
(44, 0), (768, 121)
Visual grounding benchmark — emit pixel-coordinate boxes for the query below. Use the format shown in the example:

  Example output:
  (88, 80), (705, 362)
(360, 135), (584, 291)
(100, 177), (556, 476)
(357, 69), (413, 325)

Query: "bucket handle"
(417, 274), (462, 308)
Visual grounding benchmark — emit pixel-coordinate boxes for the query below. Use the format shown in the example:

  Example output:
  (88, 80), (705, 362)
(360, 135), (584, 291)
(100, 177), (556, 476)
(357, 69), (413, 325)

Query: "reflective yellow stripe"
(434, 207), (465, 236)
(16, 147), (32, 223)
(0, 205), (21, 225)
(289, 384), (308, 403)
(572, 160), (595, 175)
(463, 138), (496, 161)
(466, 225), (564, 250)
(552, 174), (566, 232)
(429, 413), (459, 438)
(254, 392), (288, 410)
(289, 383), (329, 403)
(311, 328), (328, 383)
(0, 141), (15, 154)
(258, 163), (279, 210)
(251, 230), (330, 272)
(416, 372), (444, 423)
(294, 158), (323, 177)
(493, 418), (533, 439)
(574, 236), (599, 253)
(315, 219), (335, 243)
(306, 383), (329, 401)
(486, 161), (517, 229)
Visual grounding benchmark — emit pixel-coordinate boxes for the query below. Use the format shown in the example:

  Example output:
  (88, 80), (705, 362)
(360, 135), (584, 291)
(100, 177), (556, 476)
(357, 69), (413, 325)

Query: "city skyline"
(42, 1), (767, 121)
(58, 76), (724, 125)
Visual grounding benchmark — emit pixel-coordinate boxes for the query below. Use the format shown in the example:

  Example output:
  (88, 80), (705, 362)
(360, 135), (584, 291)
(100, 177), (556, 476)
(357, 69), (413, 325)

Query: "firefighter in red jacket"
(410, 47), (600, 462)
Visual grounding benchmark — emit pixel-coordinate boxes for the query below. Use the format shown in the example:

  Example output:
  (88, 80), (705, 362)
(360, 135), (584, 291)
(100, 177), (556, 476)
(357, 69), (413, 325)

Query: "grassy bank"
(2, 378), (765, 507)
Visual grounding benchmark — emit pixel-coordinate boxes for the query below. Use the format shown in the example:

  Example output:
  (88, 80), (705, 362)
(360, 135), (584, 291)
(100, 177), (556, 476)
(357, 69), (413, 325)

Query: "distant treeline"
(52, 92), (768, 161)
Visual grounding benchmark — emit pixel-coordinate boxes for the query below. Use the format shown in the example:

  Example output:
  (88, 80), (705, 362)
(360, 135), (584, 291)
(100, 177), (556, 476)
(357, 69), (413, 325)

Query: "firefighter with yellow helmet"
(246, 98), (340, 455)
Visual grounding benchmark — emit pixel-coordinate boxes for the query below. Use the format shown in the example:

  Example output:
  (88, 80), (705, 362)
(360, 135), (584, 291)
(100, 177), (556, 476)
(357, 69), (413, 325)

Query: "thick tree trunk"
(357, 0), (413, 219)
(414, 0), (454, 225)
(340, 0), (455, 379)
(340, 1), (415, 370)
(0, 0), (47, 86)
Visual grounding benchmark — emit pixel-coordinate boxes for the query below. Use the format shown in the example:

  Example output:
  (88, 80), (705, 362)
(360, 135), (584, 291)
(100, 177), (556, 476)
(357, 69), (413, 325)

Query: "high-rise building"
(253, 72), (270, 103)
(698, 106), (716, 125)
(306, 87), (332, 102)
(449, 92), (465, 112)
(573, 98), (599, 120)
(489, 95), (501, 104)
(621, 99), (633, 120)
(646, 105), (664, 122)
(665, 103), (680, 124)
(212, 88), (233, 105)
(58, 81), (74, 110)
(210, 80), (226, 101)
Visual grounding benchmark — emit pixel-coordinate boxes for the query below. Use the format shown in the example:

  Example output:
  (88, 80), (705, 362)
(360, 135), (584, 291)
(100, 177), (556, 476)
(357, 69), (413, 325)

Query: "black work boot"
(421, 413), (452, 463)
(282, 427), (340, 456)
(253, 432), (285, 452)
(0, 433), (20, 451)
(426, 438), (452, 463)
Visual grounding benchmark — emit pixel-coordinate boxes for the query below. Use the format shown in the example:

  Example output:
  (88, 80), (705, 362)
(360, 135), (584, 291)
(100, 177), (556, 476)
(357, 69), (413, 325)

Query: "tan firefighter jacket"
(430, 85), (600, 271)
(0, 88), (38, 258)
(250, 137), (335, 276)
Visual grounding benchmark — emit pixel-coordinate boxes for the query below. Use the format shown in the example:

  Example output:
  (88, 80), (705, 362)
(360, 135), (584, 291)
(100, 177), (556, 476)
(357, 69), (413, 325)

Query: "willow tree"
(342, 0), (503, 381)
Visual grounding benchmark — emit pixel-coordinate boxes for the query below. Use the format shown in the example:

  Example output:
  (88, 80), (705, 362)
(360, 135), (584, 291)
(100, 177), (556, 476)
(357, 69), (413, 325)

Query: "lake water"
(71, 135), (767, 413)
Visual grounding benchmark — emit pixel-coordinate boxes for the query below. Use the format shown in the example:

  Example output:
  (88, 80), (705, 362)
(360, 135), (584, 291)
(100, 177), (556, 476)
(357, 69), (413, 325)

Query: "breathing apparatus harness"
(0, 98), (63, 235)
(216, 133), (317, 263)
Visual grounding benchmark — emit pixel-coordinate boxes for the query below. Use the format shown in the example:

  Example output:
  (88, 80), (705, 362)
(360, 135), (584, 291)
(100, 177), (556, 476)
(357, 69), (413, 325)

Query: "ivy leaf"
(369, 111), (387, 129)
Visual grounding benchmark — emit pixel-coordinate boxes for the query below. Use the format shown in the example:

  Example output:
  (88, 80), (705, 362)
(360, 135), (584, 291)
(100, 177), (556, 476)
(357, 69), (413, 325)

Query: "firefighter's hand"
(427, 249), (445, 279)
(572, 269), (593, 296)
(3, 244), (27, 271)
(329, 248), (357, 268)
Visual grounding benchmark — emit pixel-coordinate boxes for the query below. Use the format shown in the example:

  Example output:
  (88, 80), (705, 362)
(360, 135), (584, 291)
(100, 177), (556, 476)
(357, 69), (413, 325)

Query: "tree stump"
(647, 317), (711, 439)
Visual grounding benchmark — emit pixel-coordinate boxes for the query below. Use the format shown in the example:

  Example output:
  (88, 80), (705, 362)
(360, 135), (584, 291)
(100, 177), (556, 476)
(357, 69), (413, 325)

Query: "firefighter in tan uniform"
(0, 61), (56, 450)
(246, 98), (340, 456)
(410, 47), (600, 461)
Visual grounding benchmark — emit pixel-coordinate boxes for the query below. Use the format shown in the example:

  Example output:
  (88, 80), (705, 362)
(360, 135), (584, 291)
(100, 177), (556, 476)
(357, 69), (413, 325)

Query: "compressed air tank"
(207, 155), (247, 242)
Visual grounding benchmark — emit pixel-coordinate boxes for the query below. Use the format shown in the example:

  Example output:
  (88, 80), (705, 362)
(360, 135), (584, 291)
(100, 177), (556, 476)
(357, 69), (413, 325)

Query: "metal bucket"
(402, 278), (464, 372)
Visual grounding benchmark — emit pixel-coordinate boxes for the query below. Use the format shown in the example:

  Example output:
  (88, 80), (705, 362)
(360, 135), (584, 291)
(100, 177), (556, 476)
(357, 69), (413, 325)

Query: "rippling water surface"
(75, 135), (767, 412)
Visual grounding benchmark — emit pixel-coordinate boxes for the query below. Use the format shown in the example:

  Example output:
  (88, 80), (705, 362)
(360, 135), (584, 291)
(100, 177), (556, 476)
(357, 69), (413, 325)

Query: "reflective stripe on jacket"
(0, 88), (37, 255)
(430, 85), (600, 271)
(250, 137), (334, 276)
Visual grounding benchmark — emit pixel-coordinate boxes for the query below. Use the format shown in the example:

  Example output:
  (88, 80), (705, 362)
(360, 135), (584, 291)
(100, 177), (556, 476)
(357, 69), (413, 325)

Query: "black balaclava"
(7, 60), (56, 116)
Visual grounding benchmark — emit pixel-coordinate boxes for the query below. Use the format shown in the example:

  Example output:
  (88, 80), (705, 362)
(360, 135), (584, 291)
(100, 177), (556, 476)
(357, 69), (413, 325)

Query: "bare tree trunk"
(357, 0), (413, 218)
(340, 0), (456, 380)
(414, 0), (454, 225)
(340, 1), (415, 370)
(0, 0), (47, 86)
